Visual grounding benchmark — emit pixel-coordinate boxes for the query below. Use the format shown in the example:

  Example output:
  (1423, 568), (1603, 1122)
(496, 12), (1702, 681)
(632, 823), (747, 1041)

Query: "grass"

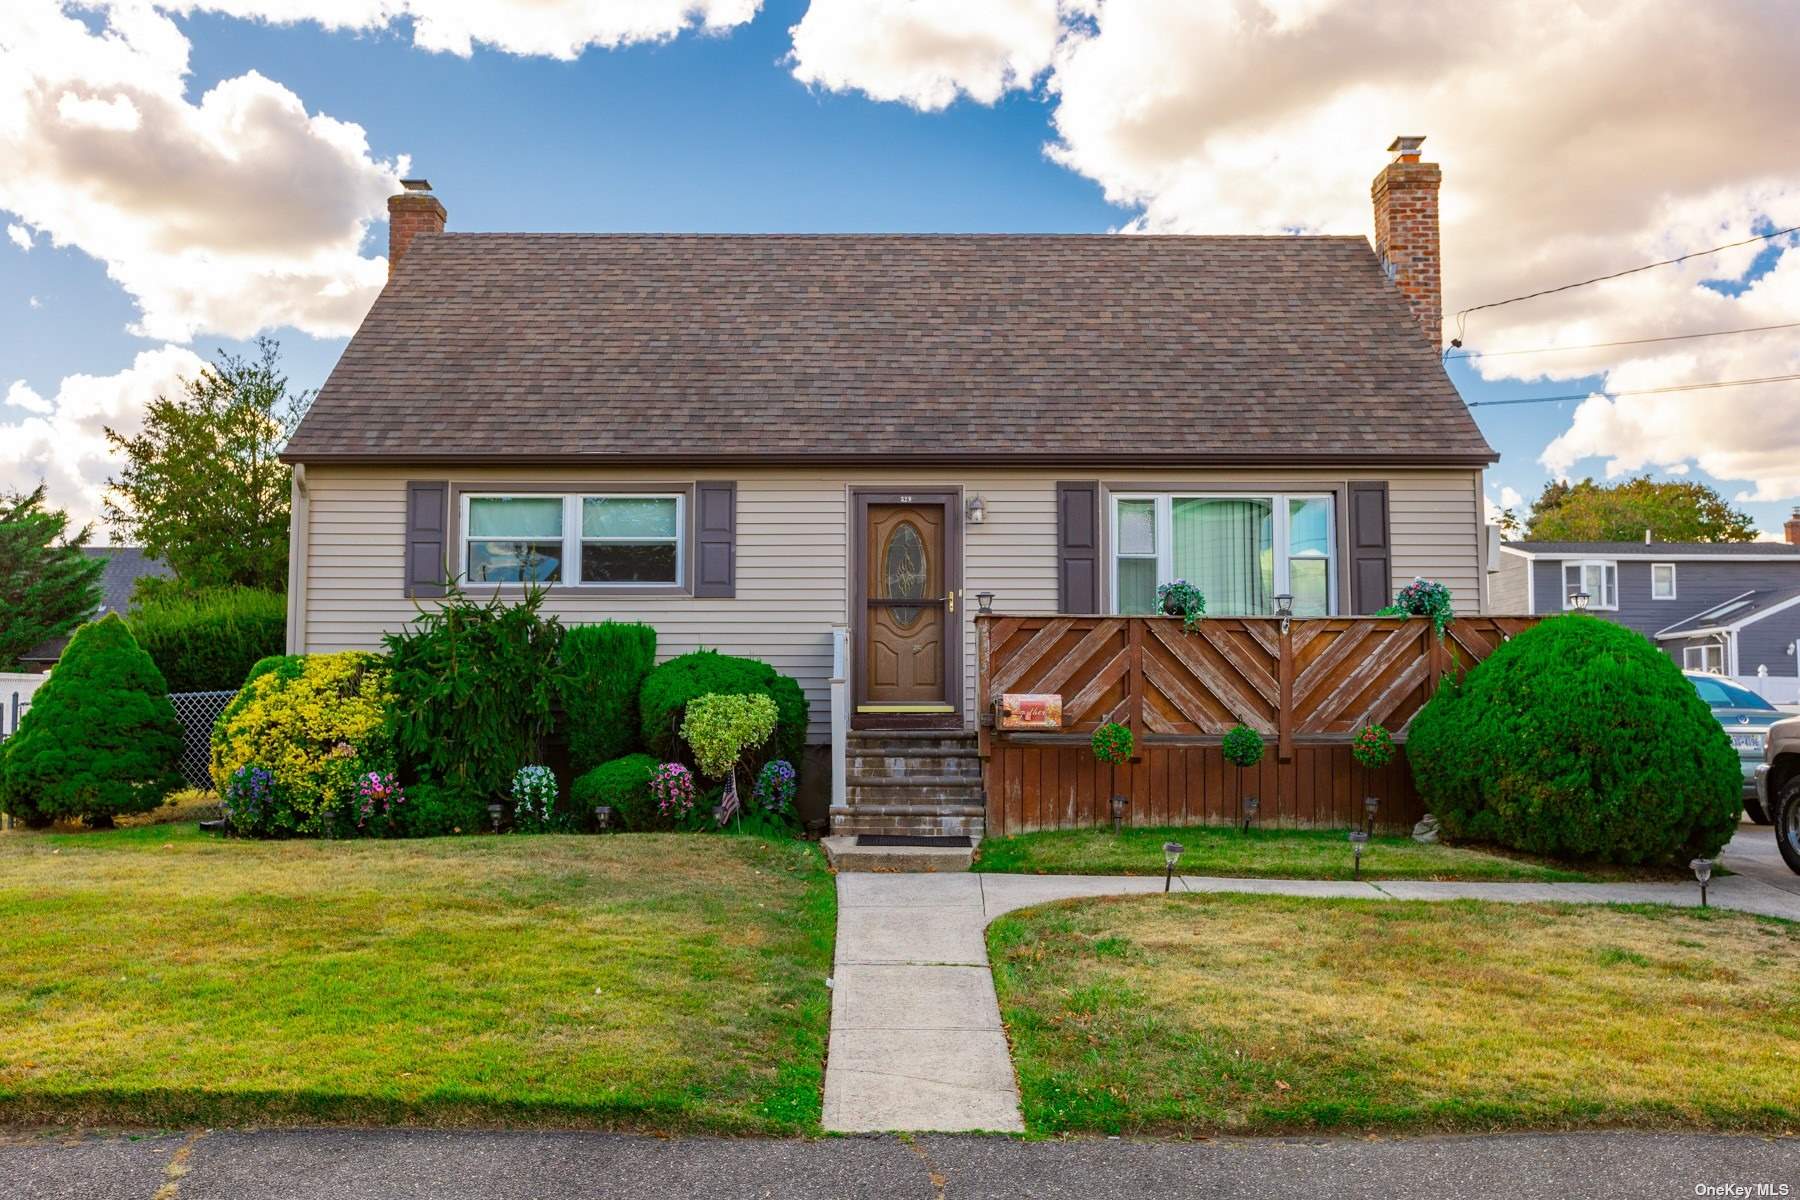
(971, 825), (1668, 882)
(0, 824), (834, 1133)
(989, 893), (1800, 1137)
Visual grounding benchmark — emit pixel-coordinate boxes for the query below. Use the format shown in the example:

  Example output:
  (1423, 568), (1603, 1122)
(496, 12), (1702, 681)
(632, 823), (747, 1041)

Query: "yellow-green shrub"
(680, 692), (778, 781)
(209, 652), (393, 836)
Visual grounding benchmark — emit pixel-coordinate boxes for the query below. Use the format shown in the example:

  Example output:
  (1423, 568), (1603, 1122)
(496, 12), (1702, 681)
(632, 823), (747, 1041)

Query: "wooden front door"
(854, 491), (961, 724)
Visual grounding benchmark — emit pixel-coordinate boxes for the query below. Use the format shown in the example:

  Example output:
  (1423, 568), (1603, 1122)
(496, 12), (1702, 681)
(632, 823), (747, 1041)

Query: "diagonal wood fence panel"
(977, 613), (1538, 835)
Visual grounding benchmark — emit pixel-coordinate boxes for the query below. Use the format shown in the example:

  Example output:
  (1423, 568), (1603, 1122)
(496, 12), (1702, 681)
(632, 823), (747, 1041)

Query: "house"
(1491, 532), (1800, 680)
(280, 136), (1495, 835)
(19, 547), (172, 671)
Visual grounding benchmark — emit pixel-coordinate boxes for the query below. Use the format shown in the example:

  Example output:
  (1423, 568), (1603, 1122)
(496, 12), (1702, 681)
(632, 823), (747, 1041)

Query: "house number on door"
(898, 495), (912, 502)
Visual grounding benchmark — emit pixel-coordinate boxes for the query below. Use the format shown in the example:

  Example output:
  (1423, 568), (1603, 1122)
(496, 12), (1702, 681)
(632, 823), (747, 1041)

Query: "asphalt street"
(3, 1128), (1797, 1200)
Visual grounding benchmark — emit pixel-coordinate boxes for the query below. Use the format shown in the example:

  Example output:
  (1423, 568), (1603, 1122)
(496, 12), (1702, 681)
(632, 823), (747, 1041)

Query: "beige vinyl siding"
(296, 465), (1482, 740)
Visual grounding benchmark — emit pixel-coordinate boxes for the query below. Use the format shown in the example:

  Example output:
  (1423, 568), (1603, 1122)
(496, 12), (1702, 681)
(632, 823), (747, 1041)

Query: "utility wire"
(1465, 372), (1800, 409)
(1451, 223), (1800, 344)
(1444, 319), (1800, 362)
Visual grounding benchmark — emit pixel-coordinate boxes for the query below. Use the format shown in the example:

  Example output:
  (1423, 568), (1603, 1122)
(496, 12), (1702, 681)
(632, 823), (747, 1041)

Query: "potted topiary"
(1221, 723), (1265, 825)
(1351, 723), (1395, 831)
(1091, 721), (1135, 830)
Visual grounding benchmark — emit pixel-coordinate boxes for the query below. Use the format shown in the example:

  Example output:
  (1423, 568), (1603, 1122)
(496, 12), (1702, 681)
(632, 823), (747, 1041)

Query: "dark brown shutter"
(1348, 481), (1392, 614)
(1056, 482), (1102, 615)
(693, 481), (736, 598)
(405, 481), (450, 598)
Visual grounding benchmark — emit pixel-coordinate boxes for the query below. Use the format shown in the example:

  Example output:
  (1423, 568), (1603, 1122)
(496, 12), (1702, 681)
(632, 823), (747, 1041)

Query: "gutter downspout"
(285, 464), (309, 654)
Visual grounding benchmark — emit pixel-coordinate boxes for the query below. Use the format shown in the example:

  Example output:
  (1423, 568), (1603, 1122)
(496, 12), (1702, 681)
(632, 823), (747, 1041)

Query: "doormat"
(855, 834), (973, 848)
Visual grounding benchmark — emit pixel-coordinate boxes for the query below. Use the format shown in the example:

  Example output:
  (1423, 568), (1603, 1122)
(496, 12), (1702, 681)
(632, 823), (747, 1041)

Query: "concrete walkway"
(822, 865), (1800, 1134)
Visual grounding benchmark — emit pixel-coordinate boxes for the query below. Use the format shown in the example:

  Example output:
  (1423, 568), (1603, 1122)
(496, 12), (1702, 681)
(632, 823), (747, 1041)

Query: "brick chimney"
(1371, 136), (1442, 347)
(387, 178), (445, 277)
(1785, 506), (1800, 545)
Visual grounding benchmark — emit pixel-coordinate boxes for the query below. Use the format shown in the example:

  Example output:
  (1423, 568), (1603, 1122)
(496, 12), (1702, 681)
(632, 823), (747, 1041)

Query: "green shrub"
(639, 650), (807, 771)
(1407, 613), (1741, 863)
(681, 692), (779, 781)
(384, 585), (566, 803)
(0, 614), (183, 827)
(1221, 724), (1265, 769)
(125, 586), (287, 692)
(208, 651), (393, 837)
(571, 753), (662, 830)
(557, 621), (657, 775)
(395, 781), (489, 837)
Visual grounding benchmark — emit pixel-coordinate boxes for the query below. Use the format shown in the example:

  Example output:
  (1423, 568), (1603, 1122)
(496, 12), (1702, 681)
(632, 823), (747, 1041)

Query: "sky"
(3, 0), (1798, 541)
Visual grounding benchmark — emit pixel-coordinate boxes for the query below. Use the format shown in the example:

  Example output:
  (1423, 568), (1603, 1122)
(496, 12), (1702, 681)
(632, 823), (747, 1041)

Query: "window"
(1561, 560), (1617, 610)
(1652, 562), (1677, 600)
(462, 492), (684, 587)
(1110, 493), (1336, 616)
(1683, 642), (1725, 674)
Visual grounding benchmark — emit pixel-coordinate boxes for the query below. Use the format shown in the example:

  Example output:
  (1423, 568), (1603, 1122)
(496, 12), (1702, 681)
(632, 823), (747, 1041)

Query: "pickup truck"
(1753, 716), (1800, 874)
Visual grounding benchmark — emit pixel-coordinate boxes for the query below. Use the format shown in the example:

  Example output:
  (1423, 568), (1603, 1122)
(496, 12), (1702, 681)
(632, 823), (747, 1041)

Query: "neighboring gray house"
(19, 547), (173, 671)
(1492, 538), (1800, 678)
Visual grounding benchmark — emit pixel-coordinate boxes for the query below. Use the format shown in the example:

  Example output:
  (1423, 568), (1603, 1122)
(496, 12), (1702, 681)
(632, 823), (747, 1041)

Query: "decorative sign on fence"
(999, 692), (1063, 730)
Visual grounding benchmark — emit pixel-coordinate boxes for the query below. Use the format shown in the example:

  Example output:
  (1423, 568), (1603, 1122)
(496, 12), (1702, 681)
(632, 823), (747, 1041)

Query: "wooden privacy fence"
(976, 613), (1537, 835)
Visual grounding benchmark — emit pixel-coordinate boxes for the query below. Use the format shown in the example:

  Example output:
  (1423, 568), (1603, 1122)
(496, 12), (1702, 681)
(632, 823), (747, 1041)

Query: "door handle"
(946, 591), (955, 614)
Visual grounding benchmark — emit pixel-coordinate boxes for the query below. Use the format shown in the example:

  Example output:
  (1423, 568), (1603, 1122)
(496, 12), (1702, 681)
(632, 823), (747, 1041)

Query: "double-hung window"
(1561, 560), (1617, 610)
(462, 493), (684, 587)
(1110, 493), (1337, 616)
(1651, 562), (1677, 600)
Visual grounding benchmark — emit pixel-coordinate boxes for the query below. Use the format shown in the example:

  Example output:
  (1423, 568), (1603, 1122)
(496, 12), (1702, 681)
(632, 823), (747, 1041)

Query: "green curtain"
(1173, 498), (1272, 615)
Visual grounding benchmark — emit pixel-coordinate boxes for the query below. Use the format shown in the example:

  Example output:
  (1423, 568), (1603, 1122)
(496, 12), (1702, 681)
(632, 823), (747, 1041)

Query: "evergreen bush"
(126, 586), (286, 692)
(570, 753), (662, 830)
(639, 650), (807, 771)
(0, 614), (183, 827)
(557, 621), (656, 775)
(1407, 613), (1741, 863)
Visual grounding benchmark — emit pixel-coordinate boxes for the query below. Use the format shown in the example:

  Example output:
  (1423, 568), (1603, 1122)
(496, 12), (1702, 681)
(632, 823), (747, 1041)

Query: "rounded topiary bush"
(639, 651), (807, 770)
(1407, 613), (1740, 864)
(0, 613), (183, 828)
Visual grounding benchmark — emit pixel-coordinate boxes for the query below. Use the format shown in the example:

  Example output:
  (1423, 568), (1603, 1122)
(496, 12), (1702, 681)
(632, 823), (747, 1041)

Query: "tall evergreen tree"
(0, 484), (105, 670)
(104, 337), (312, 592)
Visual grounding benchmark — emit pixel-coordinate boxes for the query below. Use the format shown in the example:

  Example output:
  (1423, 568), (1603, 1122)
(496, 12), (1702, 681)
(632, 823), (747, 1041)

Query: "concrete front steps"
(827, 730), (985, 872)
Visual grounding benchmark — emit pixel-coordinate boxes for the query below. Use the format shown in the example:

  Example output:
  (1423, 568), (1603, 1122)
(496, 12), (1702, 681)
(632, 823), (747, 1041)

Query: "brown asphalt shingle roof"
(284, 233), (1495, 465)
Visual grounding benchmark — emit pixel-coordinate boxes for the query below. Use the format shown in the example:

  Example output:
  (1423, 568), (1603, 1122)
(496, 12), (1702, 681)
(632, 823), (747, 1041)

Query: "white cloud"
(1, 345), (207, 532)
(7, 224), (32, 251)
(788, 0), (1061, 110)
(0, 1), (404, 341)
(785, 0), (1800, 497)
(171, 0), (763, 59)
(1499, 486), (1523, 509)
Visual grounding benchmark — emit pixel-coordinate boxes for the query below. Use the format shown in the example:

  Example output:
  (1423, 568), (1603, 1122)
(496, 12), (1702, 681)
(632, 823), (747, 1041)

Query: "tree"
(0, 485), (105, 670)
(0, 614), (184, 828)
(1525, 475), (1757, 543)
(104, 337), (313, 592)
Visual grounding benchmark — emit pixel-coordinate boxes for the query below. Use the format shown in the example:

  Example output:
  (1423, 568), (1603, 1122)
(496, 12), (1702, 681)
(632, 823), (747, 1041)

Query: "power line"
(1465, 372), (1800, 409)
(1443, 319), (1800, 362)
(1451, 223), (1800, 342)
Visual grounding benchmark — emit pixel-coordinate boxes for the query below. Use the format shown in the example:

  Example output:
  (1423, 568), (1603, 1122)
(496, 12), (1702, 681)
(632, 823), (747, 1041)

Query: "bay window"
(1562, 560), (1617, 610)
(462, 492), (684, 587)
(1110, 492), (1337, 616)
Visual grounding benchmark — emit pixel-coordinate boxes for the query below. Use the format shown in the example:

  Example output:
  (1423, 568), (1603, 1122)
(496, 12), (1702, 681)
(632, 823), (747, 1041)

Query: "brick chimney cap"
(400, 178), (433, 193)
(1387, 135), (1426, 160)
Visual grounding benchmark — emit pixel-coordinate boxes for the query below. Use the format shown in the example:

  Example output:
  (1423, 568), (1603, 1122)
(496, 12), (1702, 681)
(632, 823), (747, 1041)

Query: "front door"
(854, 491), (961, 725)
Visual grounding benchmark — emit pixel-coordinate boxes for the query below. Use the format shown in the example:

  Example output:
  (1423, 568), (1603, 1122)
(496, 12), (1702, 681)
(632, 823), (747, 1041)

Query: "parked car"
(1687, 672), (1782, 823)
(1754, 716), (1800, 875)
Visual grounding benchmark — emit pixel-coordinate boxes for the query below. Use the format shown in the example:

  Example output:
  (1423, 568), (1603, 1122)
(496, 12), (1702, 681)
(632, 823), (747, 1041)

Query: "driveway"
(3, 1128), (1796, 1200)
(1723, 821), (1799, 895)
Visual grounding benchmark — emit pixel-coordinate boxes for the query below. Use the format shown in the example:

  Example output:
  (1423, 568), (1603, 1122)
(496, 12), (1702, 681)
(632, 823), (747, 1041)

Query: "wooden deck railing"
(974, 613), (1537, 835)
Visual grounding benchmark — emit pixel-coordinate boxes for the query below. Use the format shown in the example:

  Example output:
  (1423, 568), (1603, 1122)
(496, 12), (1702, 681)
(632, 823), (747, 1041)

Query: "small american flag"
(716, 772), (741, 824)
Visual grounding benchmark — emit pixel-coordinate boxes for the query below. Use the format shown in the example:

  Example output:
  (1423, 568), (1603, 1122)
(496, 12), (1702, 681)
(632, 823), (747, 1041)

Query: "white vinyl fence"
(0, 671), (47, 742)
(1738, 666), (1800, 706)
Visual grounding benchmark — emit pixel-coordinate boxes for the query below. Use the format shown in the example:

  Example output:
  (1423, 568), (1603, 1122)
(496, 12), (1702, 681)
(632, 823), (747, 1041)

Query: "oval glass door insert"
(884, 521), (927, 626)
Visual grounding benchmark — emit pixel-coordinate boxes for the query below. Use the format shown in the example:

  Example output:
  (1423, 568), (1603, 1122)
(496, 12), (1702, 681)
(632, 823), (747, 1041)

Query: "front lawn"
(990, 894), (1800, 1136)
(972, 825), (1621, 881)
(0, 826), (833, 1133)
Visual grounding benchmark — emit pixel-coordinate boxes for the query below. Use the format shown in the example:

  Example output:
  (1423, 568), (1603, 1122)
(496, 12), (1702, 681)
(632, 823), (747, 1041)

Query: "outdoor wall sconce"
(966, 493), (986, 525)
(1363, 795), (1379, 834)
(1349, 829), (1369, 879)
(1110, 793), (1129, 833)
(593, 805), (615, 833)
(1274, 593), (1294, 634)
(488, 802), (504, 834)
(976, 591), (995, 614)
(1163, 841), (1184, 892)
(1570, 591), (1592, 611)
(1241, 793), (1259, 833)
(1690, 857), (1713, 907)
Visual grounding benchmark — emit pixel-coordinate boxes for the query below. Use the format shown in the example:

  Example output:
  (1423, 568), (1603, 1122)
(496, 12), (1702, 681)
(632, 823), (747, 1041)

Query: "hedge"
(557, 621), (657, 776)
(571, 753), (663, 830)
(125, 586), (286, 692)
(1407, 613), (1741, 863)
(639, 650), (807, 772)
